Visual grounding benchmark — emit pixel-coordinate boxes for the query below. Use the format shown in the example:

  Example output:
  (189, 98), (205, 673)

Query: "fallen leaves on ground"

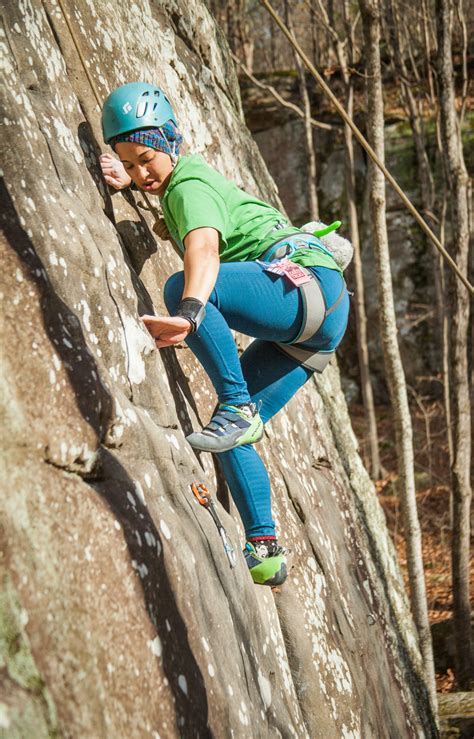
(349, 398), (472, 693)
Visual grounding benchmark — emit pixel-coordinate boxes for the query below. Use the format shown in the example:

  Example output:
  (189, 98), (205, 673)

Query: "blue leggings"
(164, 261), (349, 540)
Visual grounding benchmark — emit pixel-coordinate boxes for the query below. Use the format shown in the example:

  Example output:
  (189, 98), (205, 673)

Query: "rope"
(260, 0), (473, 295)
(55, 0), (161, 223)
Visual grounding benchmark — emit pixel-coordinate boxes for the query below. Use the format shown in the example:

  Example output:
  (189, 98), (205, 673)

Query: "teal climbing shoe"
(186, 402), (264, 453)
(243, 540), (288, 587)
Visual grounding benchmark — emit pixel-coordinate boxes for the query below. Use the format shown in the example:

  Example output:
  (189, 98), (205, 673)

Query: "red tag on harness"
(261, 259), (314, 286)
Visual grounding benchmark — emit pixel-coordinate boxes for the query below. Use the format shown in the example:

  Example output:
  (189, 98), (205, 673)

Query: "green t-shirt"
(160, 154), (340, 272)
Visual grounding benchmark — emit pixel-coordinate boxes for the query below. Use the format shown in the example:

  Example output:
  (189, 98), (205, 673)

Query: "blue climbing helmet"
(101, 82), (177, 144)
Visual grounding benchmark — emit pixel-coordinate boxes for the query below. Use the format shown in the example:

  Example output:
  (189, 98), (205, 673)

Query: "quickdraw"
(191, 483), (236, 570)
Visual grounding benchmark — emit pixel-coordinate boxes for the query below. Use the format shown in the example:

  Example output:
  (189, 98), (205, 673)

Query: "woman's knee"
(163, 271), (185, 313)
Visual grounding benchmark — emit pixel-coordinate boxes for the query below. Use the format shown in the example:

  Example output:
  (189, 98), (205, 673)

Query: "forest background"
(208, 0), (473, 700)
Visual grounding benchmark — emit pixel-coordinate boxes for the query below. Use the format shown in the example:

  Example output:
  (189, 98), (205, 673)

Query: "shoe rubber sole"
(249, 559), (288, 586)
(243, 543), (289, 586)
(186, 413), (264, 453)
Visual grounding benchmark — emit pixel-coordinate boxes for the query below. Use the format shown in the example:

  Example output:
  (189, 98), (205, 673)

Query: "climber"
(100, 82), (351, 587)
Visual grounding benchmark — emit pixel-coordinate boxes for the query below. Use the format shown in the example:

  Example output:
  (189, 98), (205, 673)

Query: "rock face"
(0, 1), (437, 737)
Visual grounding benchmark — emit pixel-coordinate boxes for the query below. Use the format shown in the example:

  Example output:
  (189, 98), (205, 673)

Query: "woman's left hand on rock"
(141, 314), (191, 348)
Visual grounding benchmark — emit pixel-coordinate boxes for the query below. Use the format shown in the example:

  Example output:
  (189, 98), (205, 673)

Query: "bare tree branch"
(231, 51), (333, 130)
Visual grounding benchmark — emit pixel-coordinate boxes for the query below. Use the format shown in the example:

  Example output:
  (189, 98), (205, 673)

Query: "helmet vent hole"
(136, 100), (148, 118)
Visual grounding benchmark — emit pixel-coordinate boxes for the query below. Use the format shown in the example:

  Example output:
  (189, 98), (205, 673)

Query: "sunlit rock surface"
(0, 1), (437, 736)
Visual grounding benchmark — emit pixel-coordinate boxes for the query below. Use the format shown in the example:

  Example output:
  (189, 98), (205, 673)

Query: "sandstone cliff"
(0, 1), (437, 736)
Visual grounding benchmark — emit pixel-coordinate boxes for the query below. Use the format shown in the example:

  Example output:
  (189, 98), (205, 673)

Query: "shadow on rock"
(78, 120), (158, 295)
(1, 180), (211, 737)
(92, 448), (212, 738)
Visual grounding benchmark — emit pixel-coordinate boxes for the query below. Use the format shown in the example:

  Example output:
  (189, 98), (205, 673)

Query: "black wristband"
(175, 298), (206, 333)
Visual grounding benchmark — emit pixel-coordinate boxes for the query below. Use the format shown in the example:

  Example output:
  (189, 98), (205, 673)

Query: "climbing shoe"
(243, 540), (288, 587)
(186, 402), (264, 453)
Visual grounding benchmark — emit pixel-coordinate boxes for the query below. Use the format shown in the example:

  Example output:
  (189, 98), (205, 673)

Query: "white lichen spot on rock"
(135, 481), (146, 505)
(144, 531), (156, 547)
(122, 314), (150, 385)
(160, 520), (171, 540)
(208, 663), (215, 677)
(19, 608), (29, 627)
(52, 118), (83, 163)
(148, 635), (162, 658)
(165, 433), (180, 450)
(238, 701), (249, 726)
(125, 408), (137, 423)
(178, 675), (188, 695)
(78, 300), (91, 332)
(134, 562), (148, 578)
(0, 703), (11, 730)
(144, 473), (152, 488)
(341, 724), (360, 738)
(257, 669), (272, 709)
(202, 636), (210, 653)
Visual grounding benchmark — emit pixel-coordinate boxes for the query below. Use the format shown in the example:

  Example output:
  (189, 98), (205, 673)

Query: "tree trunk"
(385, 0), (435, 221)
(344, 84), (381, 479)
(340, 0), (381, 478)
(316, 0), (382, 477)
(237, 0), (254, 73)
(310, 4), (320, 68)
(433, 198), (454, 466)
(358, 0), (438, 710)
(436, 0), (473, 691)
(385, 0), (456, 465)
(286, 1), (319, 221)
(421, 0), (436, 103)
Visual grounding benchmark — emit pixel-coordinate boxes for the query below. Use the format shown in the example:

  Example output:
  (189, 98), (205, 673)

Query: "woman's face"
(115, 141), (174, 195)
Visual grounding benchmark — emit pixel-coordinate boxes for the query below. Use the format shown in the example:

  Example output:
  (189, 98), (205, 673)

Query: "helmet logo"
(122, 102), (132, 114)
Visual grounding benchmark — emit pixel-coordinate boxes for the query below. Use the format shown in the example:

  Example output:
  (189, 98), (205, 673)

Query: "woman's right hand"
(99, 153), (132, 190)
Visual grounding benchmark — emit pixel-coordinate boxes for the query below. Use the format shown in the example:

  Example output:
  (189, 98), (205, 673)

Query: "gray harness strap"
(284, 270), (326, 344)
(258, 232), (345, 372)
(275, 342), (334, 372)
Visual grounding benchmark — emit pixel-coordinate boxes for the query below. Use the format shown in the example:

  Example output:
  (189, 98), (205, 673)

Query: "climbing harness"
(191, 483), (236, 569)
(258, 231), (347, 372)
(260, 0), (473, 296)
